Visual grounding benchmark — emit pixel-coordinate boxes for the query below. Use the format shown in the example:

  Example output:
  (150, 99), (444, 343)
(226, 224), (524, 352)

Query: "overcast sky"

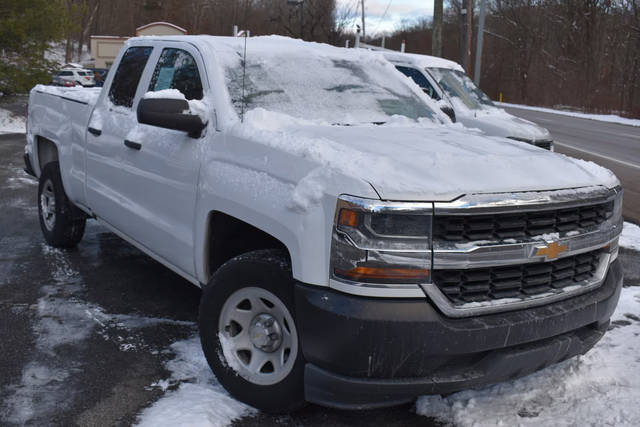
(337, 0), (434, 35)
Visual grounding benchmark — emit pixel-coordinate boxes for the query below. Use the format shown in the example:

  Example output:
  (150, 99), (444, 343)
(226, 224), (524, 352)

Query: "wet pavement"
(0, 133), (439, 425)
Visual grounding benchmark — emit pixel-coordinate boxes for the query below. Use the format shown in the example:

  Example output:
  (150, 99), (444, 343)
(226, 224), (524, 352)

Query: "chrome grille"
(433, 201), (613, 242)
(432, 250), (602, 304)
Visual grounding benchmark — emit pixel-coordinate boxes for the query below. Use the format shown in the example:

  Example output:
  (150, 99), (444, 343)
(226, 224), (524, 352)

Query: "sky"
(337, 0), (434, 35)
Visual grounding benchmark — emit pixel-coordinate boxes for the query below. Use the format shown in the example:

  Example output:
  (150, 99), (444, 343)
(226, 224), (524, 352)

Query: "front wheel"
(199, 249), (306, 413)
(38, 162), (86, 248)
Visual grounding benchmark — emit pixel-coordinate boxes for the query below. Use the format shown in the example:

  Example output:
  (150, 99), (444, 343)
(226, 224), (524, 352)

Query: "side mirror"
(137, 98), (207, 138)
(440, 105), (456, 123)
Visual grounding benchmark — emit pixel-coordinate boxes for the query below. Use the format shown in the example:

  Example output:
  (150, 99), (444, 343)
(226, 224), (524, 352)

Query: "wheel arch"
(34, 135), (59, 176)
(202, 211), (295, 283)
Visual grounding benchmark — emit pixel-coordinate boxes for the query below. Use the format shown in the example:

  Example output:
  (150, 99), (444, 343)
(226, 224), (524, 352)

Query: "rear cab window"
(148, 48), (203, 100)
(108, 46), (153, 108)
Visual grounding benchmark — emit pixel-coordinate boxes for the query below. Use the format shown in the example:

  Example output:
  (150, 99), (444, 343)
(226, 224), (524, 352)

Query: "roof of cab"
(126, 34), (359, 57)
(382, 51), (465, 73)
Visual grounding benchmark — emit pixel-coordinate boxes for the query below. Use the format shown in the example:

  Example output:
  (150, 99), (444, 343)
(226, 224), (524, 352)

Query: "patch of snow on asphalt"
(2, 244), (197, 424)
(497, 102), (640, 127)
(620, 222), (640, 252)
(416, 289), (640, 426)
(136, 337), (254, 427)
(0, 108), (25, 134)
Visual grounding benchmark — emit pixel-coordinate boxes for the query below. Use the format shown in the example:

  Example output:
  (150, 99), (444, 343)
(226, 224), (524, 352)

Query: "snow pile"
(416, 289), (640, 426)
(498, 102), (640, 127)
(0, 108), (26, 134)
(136, 337), (254, 427)
(620, 222), (640, 251)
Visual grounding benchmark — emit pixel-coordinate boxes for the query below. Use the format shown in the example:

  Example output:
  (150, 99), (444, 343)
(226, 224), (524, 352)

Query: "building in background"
(90, 22), (187, 68)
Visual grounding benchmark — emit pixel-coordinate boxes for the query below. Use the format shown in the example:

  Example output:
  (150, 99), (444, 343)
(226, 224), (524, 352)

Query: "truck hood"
(235, 111), (618, 202)
(457, 107), (551, 142)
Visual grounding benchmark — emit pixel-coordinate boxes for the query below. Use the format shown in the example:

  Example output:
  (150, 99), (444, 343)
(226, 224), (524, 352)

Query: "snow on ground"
(620, 222), (640, 252)
(416, 286), (640, 426)
(497, 102), (640, 127)
(415, 223), (640, 426)
(0, 108), (25, 134)
(135, 337), (254, 427)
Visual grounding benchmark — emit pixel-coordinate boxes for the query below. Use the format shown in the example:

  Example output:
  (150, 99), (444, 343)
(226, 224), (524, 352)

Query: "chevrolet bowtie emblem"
(535, 241), (567, 260)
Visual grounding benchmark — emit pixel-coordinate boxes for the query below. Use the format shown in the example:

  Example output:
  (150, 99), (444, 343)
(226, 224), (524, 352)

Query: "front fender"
(193, 133), (378, 286)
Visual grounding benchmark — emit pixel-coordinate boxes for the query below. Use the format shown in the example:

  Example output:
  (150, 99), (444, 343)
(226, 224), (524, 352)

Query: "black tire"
(199, 249), (306, 413)
(38, 161), (86, 248)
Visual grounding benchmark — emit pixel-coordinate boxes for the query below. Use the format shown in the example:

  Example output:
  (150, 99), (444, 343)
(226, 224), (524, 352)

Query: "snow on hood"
(234, 109), (618, 202)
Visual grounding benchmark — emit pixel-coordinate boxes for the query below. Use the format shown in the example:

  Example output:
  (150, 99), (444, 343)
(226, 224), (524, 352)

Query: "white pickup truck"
(25, 35), (623, 412)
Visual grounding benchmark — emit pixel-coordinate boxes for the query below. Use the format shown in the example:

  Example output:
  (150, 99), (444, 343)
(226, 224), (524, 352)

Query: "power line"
(370, 0), (393, 37)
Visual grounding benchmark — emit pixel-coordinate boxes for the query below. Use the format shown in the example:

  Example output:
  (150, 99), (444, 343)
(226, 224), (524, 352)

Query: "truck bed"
(32, 84), (102, 106)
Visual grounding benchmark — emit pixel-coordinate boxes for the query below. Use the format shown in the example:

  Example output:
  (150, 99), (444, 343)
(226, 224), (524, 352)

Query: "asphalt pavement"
(504, 107), (640, 223)
(0, 133), (436, 426)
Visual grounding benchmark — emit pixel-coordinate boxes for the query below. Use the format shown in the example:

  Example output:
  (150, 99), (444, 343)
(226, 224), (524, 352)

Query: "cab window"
(108, 46), (153, 108)
(148, 48), (203, 100)
(396, 66), (440, 100)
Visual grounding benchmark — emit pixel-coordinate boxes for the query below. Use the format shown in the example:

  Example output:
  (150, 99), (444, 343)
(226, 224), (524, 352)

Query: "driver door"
(115, 43), (210, 277)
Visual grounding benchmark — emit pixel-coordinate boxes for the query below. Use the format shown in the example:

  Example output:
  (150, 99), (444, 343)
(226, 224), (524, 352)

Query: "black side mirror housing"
(137, 97), (207, 138)
(440, 105), (456, 123)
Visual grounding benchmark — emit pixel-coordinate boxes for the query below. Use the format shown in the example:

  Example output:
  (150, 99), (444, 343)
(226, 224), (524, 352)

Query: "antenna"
(240, 31), (248, 122)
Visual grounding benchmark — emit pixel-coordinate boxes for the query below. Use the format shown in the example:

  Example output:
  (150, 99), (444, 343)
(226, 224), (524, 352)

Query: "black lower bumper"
(295, 260), (623, 409)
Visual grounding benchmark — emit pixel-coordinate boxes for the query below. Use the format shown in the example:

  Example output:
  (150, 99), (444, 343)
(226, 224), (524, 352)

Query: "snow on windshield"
(428, 67), (495, 111)
(220, 40), (437, 124)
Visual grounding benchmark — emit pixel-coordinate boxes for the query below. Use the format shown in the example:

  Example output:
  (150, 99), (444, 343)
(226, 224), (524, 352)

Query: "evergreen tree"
(0, 0), (67, 95)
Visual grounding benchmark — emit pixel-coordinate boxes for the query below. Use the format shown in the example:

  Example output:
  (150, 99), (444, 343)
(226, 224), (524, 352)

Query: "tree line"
(2, 0), (639, 119)
(378, 0), (640, 118)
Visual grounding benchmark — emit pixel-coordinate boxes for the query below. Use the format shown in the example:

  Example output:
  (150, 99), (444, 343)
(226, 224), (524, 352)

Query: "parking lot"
(1, 108), (640, 426)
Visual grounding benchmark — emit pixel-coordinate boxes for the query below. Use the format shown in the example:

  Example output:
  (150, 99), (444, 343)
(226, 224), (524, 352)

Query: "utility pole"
(473, 0), (487, 85)
(361, 0), (366, 40)
(432, 0), (443, 57)
(465, 0), (473, 71)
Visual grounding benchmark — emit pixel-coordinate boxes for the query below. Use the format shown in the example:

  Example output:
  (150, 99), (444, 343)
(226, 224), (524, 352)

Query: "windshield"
(223, 50), (437, 124)
(427, 67), (495, 110)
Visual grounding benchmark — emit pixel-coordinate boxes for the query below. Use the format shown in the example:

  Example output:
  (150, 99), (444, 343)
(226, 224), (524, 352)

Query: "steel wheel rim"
(40, 180), (56, 231)
(218, 287), (298, 386)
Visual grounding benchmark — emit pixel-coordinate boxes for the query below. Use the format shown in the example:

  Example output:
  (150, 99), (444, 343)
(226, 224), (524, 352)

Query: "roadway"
(504, 106), (640, 223)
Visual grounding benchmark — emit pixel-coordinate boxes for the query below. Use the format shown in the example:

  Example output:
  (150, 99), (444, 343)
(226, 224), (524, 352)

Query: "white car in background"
(385, 52), (554, 150)
(52, 68), (96, 87)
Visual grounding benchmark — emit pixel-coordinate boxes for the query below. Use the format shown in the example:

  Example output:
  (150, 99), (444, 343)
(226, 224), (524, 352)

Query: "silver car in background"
(386, 52), (554, 151)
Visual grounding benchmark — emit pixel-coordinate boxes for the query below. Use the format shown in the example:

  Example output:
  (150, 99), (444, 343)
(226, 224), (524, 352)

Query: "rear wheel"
(38, 162), (86, 248)
(199, 249), (306, 413)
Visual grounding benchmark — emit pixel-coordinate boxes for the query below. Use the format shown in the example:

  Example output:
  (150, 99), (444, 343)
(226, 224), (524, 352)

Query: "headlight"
(330, 196), (432, 285)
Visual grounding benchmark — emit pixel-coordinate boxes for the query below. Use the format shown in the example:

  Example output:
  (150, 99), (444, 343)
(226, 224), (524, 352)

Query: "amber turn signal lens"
(338, 209), (359, 228)
(335, 266), (430, 283)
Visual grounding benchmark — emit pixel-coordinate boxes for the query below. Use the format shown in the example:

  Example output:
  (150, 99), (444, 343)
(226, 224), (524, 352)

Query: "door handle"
(88, 127), (102, 136)
(124, 140), (142, 151)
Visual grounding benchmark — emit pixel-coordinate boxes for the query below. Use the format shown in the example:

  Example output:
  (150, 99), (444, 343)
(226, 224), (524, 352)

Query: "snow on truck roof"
(382, 51), (465, 72)
(127, 35), (447, 125)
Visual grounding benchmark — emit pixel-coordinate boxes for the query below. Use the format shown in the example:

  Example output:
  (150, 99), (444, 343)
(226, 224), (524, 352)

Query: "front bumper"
(296, 260), (623, 409)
